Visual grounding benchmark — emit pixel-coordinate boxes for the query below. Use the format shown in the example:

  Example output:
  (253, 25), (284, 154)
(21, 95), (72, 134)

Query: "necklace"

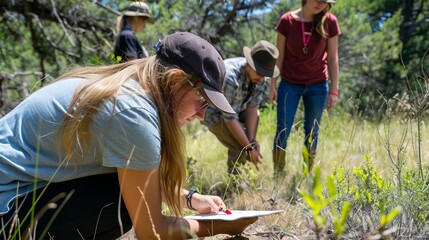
(300, 12), (313, 54)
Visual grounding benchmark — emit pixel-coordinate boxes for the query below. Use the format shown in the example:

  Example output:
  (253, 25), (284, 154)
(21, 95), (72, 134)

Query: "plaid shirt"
(202, 57), (267, 128)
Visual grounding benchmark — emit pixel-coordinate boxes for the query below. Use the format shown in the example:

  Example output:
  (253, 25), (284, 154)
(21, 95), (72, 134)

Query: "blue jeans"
(274, 80), (328, 151)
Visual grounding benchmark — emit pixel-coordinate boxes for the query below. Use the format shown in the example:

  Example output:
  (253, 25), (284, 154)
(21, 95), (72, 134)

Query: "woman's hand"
(326, 93), (339, 112)
(268, 79), (278, 103)
(191, 193), (226, 214)
(184, 190), (259, 237)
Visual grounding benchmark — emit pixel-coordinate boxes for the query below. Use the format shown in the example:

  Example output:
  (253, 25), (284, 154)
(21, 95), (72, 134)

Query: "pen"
(220, 208), (232, 214)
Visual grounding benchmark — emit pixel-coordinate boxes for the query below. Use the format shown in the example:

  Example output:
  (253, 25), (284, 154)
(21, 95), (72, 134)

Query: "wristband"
(244, 145), (254, 152)
(329, 91), (339, 97)
(244, 140), (256, 152)
(187, 188), (198, 210)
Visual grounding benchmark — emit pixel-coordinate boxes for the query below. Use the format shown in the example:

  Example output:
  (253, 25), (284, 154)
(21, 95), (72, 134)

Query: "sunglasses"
(187, 79), (209, 113)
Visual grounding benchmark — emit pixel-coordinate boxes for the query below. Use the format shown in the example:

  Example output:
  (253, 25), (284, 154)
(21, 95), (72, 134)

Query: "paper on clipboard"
(184, 210), (284, 221)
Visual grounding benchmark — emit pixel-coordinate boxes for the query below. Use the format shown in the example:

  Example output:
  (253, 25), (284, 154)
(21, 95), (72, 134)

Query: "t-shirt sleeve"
(97, 107), (161, 170)
(275, 12), (290, 37)
(326, 13), (341, 38)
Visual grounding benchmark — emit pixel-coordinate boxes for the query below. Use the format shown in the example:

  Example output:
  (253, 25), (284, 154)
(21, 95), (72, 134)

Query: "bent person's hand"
(247, 149), (262, 170)
(254, 140), (261, 153)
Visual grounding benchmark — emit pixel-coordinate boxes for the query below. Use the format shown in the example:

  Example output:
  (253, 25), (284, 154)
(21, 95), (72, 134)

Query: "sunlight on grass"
(186, 106), (428, 188)
(183, 105), (429, 239)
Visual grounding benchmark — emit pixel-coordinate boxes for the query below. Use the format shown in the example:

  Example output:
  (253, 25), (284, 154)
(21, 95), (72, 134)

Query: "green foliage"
(185, 156), (198, 188)
(299, 167), (352, 239)
(401, 167), (429, 230)
(109, 53), (123, 64)
(297, 156), (406, 238)
(302, 135), (314, 175)
(351, 156), (392, 207)
(2, 0), (428, 119)
(379, 205), (401, 230)
(333, 201), (351, 238)
(2, 1), (429, 237)
(340, 6), (404, 117)
(326, 175), (351, 238)
(228, 162), (259, 194)
(301, 145), (310, 175)
(336, 0), (428, 118)
(183, 106), (429, 238)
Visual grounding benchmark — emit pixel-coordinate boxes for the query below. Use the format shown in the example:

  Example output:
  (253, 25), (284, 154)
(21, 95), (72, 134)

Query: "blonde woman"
(0, 32), (257, 239)
(114, 1), (155, 62)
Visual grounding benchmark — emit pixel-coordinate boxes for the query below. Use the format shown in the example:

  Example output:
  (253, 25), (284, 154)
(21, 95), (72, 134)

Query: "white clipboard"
(184, 210), (284, 221)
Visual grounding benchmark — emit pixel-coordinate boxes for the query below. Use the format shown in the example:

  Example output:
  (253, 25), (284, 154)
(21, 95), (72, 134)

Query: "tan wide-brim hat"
(121, 1), (155, 24)
(243, 40), (280, 78)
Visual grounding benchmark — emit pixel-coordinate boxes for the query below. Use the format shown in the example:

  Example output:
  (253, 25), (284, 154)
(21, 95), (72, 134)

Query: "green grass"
(186, 106), (428, 187)
(184, 106), (429, 239)
(4, 105), (427, 239)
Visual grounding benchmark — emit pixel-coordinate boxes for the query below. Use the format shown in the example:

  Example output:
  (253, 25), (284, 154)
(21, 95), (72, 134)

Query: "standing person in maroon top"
(269, 0), (340, 177)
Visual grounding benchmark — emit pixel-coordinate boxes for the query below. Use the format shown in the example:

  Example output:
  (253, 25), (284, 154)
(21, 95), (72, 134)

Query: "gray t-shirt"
(0, 77), (161, 215)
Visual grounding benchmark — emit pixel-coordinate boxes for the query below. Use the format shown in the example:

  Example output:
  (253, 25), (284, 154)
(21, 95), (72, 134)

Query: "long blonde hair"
(302, 0), (333, 39)
(116, 15), (126, 34)
(57, 57), (188, 217)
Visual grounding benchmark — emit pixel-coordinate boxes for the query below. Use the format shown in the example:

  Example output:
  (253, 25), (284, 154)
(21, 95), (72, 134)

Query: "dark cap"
(155, 32), (235, 114)
(121, 2), (155, 24)
(243, 40), (280, 78)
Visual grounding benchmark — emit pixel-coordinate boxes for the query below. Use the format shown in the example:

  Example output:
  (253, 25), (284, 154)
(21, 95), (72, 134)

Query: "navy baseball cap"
(155, 32), (235, 114)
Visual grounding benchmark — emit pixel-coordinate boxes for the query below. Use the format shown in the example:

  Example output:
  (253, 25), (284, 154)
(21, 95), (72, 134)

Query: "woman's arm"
(326, 35), (339, 112)
(117, 168), (257, 239)
(269, 32), (286, 103)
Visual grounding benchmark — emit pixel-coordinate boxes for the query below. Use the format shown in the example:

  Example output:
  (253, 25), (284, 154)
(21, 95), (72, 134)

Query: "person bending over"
(0, 32), (257, 240)
(202, 40), (279, 176)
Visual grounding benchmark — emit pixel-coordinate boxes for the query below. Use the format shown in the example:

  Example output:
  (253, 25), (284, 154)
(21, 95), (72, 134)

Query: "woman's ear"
(170, 69), (186, 78)
(168, 69), (188, 87)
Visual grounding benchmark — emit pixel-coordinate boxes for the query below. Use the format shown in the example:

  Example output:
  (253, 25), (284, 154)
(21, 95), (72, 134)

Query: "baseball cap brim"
(201, 83), (235, 114)
(243, 46), (280, 78)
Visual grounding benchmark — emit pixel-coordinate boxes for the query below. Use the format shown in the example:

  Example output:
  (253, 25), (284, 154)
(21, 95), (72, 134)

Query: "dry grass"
(184, 106), (429, 239)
